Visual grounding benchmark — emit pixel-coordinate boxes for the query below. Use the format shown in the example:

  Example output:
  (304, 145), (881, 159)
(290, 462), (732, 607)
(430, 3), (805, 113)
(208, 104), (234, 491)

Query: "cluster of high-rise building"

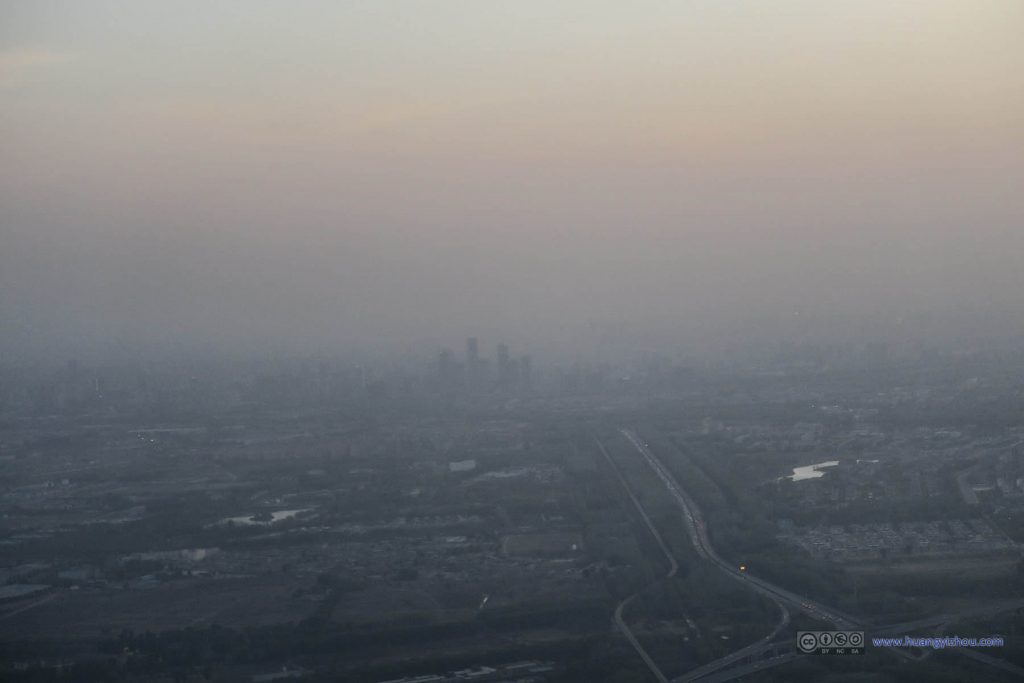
(437, 337), (531, 394)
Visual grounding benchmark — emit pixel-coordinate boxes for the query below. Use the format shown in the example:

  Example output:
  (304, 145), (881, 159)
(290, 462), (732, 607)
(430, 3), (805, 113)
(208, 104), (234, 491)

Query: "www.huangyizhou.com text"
(872, 635), (1004, 650)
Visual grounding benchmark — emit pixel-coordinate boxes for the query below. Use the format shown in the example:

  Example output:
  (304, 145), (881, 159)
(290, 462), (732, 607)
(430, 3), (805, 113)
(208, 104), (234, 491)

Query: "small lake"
(219, 509), (311, 526)
(789, 460), (839, 481)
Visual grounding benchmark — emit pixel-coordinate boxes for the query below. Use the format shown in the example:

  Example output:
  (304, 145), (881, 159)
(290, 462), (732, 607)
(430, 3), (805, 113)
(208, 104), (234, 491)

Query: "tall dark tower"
(497, 343), (510, 385)
(438, 349), (457, 391)
(466, 337), (481, 389)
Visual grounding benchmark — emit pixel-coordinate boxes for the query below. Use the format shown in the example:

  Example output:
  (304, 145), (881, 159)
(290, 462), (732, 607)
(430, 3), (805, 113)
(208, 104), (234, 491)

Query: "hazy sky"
(2, 1), (1023, 361)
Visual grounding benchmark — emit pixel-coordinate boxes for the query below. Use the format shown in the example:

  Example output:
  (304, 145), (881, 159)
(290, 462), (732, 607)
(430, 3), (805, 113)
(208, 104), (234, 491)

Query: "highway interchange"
(602, 428), (1024, 682)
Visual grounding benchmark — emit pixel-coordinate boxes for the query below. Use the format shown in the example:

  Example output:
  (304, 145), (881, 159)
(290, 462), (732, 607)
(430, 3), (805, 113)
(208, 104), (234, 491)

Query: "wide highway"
(620, 428), (1024, 682)
(597, 438), (675, 683)
(620, 428), (861, 630)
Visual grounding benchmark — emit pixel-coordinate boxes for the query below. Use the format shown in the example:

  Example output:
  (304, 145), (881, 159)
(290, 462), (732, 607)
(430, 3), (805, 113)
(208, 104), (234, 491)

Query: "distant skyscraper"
(466, 337), (482, 389)
(438, 349), (457, 393)
(497, 343), (510, 385)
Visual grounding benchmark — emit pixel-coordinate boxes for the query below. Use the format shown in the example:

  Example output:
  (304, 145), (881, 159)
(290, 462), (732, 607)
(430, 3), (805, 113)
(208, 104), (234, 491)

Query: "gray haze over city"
(3, 1), (1023, 362)
(3, 4), (1024, 683)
